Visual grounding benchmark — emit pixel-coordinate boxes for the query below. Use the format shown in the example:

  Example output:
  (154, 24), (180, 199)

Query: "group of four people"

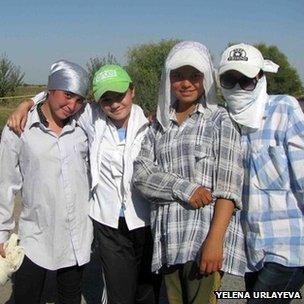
(0, 40), (303, 304)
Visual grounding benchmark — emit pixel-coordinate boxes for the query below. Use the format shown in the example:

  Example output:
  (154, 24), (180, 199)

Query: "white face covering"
(221, 76), (268, 129)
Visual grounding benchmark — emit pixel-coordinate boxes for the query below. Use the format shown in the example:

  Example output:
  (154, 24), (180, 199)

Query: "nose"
(180, 79), (191, 89)
(110, 101), (120, 111)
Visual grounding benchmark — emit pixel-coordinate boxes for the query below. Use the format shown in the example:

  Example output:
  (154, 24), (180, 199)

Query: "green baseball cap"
(92, 64), (132, 101)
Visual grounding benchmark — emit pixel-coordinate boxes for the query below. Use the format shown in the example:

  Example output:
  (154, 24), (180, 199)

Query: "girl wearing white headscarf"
(133, 41), (247, 304)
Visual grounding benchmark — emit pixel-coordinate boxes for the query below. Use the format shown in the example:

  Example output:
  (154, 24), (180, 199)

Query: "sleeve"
(212, 112), (244, 209)
(0, 127), (22, 243)
(284, 97), (304, 206)
(31, 91), (48, 106)
(132, 123), (200, 204)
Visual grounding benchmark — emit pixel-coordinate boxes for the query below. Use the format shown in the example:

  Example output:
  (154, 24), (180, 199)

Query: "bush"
(255, 44), (303, 97)
(126, 39), (180, 115)
(0, 54), (24, 97)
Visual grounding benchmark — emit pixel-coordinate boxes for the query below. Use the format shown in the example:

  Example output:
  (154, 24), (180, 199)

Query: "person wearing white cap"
(0, 60), (93, 304)
(218, 43), (304, 300)
(133, 41), (247, 304)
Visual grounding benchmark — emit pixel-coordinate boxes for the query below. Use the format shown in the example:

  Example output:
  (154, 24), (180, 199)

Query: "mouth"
(180, 90), (195, 96)
(111, 108), (123, 115)
(62, 109), (73, 117)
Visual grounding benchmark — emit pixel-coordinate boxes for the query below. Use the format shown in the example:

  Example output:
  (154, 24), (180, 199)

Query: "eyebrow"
(102, 92), (125, 100)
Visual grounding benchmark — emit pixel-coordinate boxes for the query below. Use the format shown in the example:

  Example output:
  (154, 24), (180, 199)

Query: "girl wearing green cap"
(86, 64), (160, 304)
(7, 64), (160, 304)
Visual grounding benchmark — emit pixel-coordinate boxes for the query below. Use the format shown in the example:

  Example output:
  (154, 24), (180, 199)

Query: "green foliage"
(126, 39), (180, 115)
(0, 107), (12, 133)
(0, 54), (24, 97)
(255, 43), (303, 97)
(86, 53), (118, 99)
(298, 96), (304, 112)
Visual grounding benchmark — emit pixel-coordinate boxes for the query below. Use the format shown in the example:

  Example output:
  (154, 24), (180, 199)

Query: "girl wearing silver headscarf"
(0, 60), (92, 304)
(133, 41), (247, 304)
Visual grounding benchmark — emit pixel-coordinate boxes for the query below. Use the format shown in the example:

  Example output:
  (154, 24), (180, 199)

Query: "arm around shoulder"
(7, 91), (47, 134)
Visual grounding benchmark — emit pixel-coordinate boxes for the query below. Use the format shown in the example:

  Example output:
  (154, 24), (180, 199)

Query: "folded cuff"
(172, 179), (200, 203)
(212, 190), (242, 209)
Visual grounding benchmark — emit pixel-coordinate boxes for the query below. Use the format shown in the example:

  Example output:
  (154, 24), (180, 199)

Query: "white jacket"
(79, 103), (151, 230)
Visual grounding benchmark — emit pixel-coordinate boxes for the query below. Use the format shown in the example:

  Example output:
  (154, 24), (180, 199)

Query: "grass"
(0, 108), (14, 131)
(0, 85), (45, 130)
(14, 85), (45, 96)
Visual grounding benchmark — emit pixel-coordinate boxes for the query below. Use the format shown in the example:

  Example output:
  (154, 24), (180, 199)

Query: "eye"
(76, 97), (85, 105)
(170, 71), (182, 81)
(100, 97), (113, 105)
(191, 72), (203, 81)
(64, 92), (73, 99)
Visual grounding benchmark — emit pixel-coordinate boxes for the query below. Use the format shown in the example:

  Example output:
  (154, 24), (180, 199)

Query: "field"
(0, 85), (45, 131)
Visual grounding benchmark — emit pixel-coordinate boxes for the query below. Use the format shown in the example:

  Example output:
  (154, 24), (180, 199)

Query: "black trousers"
(93, 218), (161, 304)
(14, 255), (84, 304)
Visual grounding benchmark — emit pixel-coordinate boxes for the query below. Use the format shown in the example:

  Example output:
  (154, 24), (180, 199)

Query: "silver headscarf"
(47, 60), (89, 98)
(156, 41), (217, 131)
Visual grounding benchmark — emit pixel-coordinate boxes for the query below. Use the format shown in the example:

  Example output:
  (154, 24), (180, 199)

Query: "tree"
(126, 39), (180, 115)
(0, 54), (24, 97)
(298, 96), (304, 112)
(86, 53), (118, 99)
(255, 44), (303, 97)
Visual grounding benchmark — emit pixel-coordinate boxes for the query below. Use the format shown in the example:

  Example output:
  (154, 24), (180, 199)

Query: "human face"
(219, 70), (259, 91)
(47, 90), (85, 120)
(170, 65), (204, 107)
(99, 88), (134, 128)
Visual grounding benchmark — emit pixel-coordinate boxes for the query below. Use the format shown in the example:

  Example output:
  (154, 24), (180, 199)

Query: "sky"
(1, 0), (303, 84)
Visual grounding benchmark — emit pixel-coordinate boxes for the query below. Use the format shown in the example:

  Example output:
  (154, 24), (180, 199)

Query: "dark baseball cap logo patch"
(228, 48), (248, 61)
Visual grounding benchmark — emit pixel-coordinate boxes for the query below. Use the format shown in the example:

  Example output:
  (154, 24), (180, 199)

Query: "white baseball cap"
(218, 43), (279, 78)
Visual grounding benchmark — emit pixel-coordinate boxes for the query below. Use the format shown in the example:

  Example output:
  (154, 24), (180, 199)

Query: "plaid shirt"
(133, 103), (247, 275)
(241, 95), (304, 271)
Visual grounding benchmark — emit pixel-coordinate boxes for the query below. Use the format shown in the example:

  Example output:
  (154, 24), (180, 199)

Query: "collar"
(169, 98), (209, 121)
(28, 107), (43, 128)
(37, 102), (49, 127)
(28, 94), (48, 128)
(28, 104), (76, 131)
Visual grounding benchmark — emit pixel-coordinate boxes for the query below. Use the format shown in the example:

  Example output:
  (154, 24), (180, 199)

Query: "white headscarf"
(156, 41), (217, 131)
